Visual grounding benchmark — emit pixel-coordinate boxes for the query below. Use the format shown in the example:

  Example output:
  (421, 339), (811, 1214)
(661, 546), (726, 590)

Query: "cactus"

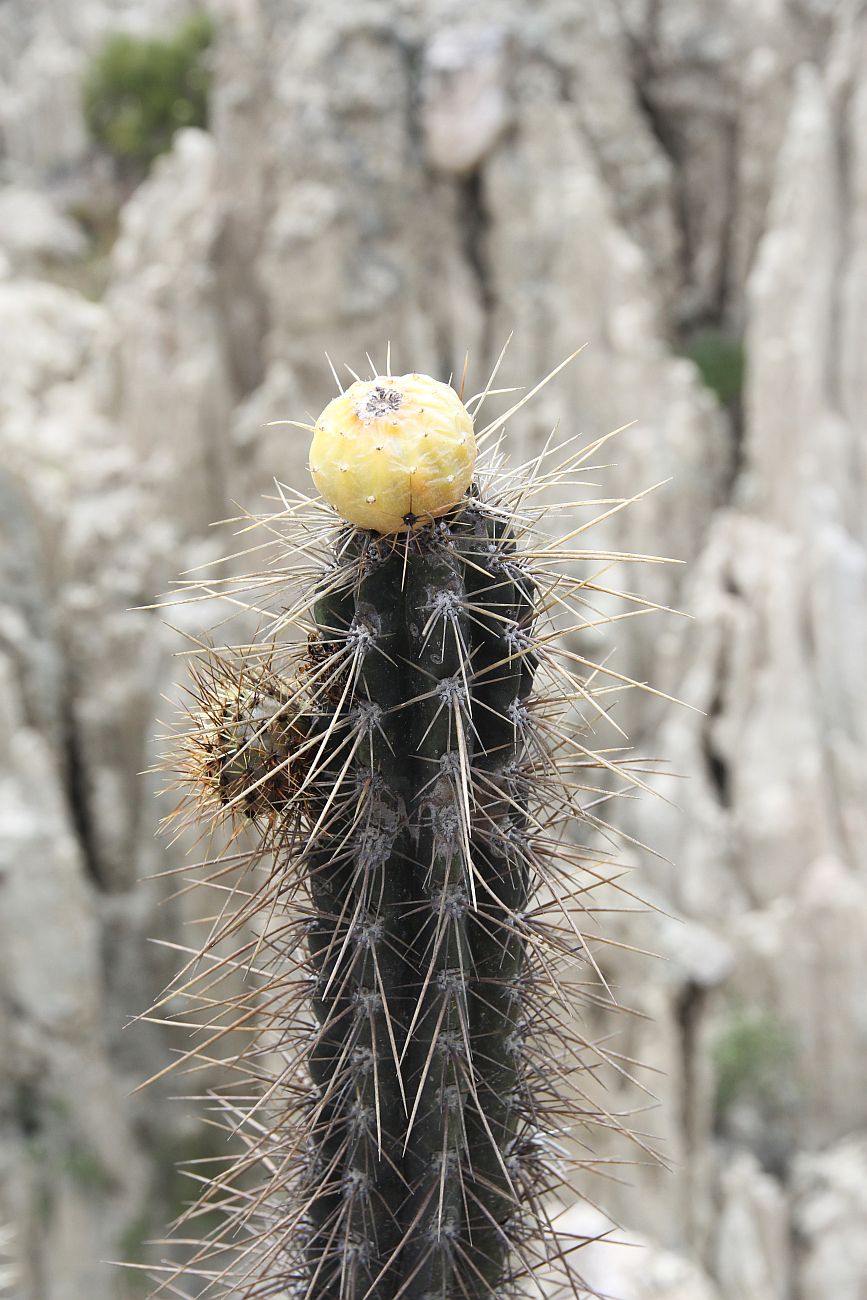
(144, 355), (665, 1299)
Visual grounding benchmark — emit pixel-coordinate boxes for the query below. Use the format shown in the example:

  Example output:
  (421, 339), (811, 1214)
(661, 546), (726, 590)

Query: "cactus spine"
(147, 358), (661, 1299)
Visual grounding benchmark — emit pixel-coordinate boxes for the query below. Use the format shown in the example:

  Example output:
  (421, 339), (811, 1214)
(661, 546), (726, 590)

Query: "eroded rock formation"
(1, 0), (866, 1295)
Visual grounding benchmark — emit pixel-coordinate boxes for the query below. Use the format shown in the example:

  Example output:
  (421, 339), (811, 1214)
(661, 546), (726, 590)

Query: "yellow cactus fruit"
(309, 372), (477, 533)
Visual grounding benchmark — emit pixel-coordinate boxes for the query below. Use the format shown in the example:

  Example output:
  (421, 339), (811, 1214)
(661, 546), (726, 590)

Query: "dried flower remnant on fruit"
(309, 372), (477, 533)
(357, 384), (402, 419)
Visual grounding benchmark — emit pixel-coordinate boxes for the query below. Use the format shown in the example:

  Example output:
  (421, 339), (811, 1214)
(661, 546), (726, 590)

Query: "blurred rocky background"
(1, 0), (866, 1296)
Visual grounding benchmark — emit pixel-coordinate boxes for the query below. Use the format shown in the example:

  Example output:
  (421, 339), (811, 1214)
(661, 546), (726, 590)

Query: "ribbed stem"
(306, 578), (358, 1290)
(463, 517), (537, 1294)
(344, 541), (414, 1294)
(401, 536), (473, 1299)
(306, 509), (537, 1299)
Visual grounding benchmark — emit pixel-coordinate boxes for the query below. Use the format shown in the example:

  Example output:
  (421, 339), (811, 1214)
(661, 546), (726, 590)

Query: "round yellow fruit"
(309, 372), (476, 533)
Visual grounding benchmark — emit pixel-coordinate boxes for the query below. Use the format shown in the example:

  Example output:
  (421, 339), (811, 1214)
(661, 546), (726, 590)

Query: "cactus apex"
(309, 373), (477, 533)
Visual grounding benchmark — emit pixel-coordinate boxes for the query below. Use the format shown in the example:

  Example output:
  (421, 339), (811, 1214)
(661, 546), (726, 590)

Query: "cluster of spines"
(293, 507), (538, 1300)
(142, 431), (667, 1300)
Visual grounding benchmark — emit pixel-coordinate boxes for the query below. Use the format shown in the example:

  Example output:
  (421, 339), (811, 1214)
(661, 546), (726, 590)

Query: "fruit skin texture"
(309, 373), (477, 533)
